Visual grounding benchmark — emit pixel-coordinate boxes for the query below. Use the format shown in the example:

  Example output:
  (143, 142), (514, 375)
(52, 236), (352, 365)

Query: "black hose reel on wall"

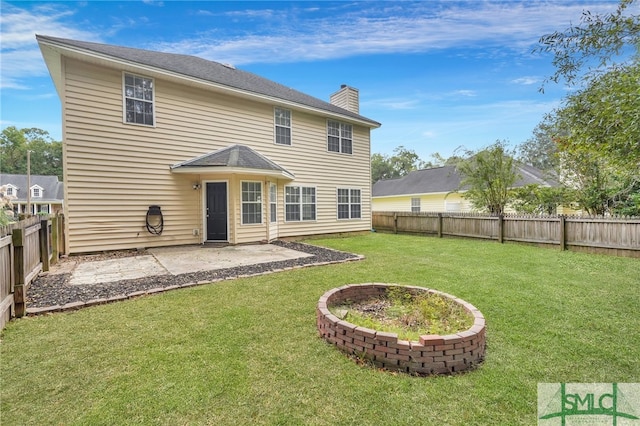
(146, 205), (164, 235)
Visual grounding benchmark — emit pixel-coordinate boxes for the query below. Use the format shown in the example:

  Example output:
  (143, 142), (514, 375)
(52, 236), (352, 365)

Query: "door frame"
(203, 179), (229, 242)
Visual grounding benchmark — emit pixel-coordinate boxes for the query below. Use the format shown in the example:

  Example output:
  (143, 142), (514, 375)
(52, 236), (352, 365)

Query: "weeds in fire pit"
(330, 287), (473, 341)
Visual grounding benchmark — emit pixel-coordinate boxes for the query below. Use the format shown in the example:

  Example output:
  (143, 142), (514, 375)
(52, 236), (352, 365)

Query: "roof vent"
(222, 63), (236, 70)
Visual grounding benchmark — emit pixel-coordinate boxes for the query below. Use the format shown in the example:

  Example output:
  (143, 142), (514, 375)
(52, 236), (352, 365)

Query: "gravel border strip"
(26, 241), (363, 315)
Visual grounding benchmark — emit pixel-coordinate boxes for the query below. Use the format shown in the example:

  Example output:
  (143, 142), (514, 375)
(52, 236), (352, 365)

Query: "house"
(37, 35), (380, 254)
(372, 164), (563, 213)
(0, 173), (64, 216)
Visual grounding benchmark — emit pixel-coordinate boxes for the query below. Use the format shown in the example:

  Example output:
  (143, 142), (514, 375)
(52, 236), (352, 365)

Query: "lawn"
(1, 233), (638, 425)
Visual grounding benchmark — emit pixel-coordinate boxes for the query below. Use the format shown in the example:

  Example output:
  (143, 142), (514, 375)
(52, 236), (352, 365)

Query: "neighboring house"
(0, 174), (64, 216)
(372, 164), (569, 213)
(37, 35), (380, 254)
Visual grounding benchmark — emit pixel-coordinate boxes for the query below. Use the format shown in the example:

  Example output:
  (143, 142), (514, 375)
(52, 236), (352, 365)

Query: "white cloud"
(153, 2), (620, 65)
(450, 90), (477, 98)
(0, 3), (98, 89)
(512, 76), (540, 85)
(0, 1), (625, 89)
(367, 97), (422, 110)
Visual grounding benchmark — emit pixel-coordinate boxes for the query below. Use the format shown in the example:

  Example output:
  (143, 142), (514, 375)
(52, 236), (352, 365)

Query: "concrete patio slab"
(69, 255), (169, 285)
(67, 244), (313, 285)
(149, 244), (313, 275)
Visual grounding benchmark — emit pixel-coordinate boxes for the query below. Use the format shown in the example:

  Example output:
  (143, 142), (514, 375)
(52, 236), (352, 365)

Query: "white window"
(124, 73), (154, 126)
(5, 186), (14, 196)
(446, 201), (462, 212)
(337, 188), (362, 219)
(241, 181), (262, 224)
(31, 186), (43, 198)
(327, 120), (352, 154)
(411, 198), (421, 213)
(285, 186), (316, 221)
(274, 108), (291, 145)
(269, 183), (277, 223)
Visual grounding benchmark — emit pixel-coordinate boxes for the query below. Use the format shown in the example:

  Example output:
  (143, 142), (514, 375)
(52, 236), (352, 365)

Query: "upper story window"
(241, 181), (262, 225)
(327, 120), (352, 154)
(337, 188), (361, 219)
(5, 185), (16, 197)
(274, 108), (291, 145)
(124, 73), (154, 126)
(285, 186), (316, 221)
(31, 186), (43, 198)
(411, 197), (421, 213)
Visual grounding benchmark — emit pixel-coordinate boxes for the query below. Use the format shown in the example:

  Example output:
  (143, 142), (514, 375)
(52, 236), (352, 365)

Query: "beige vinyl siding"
(372, 193), (472, 213)
(62, 57), (372, 253)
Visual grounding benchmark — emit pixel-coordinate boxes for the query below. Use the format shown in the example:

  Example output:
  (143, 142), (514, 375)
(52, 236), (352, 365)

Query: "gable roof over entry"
(36, 35), (381, 129)
(171, 145), (295, 180)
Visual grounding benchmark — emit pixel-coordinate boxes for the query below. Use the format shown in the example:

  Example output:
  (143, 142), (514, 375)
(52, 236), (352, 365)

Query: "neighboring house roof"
(36, 35), (381, 129)
(171, 144), (295, 180)
(372, 165), (557, 197)
(0, 174), (64, 202)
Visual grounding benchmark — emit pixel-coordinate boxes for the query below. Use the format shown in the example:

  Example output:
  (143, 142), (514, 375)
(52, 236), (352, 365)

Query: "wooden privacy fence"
(0, 214), (65, 330)
(372, 212), (640, 258)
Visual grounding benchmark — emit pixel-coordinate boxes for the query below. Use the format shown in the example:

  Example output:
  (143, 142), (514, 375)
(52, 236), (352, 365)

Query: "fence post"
(40, 219), (50, 272)
(12, 228), (26, 318)
(498, 214), (504, 243)
(438, 213), (443, 238)
(393, 212), (398, 234)
(559, 215), (566, 251)
(51, 215), (59, 264)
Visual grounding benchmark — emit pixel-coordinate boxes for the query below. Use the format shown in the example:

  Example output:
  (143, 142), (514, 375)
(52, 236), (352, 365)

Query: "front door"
(206, 182), (228, 241)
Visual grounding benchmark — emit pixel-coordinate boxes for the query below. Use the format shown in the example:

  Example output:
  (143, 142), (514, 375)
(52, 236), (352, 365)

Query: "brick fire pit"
(317, 283), (486, 375)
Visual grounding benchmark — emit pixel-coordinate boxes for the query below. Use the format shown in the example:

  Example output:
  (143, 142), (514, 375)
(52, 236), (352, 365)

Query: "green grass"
(1, 233), (638, 425)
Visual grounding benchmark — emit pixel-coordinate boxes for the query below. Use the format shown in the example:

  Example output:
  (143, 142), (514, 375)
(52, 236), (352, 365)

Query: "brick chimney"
(330, 84), (359, 114)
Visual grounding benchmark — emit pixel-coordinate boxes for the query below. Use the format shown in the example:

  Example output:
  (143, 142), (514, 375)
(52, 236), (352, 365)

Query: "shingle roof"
(0, 174), (64, 202)
(36, 35), (380, 128)
(171, 144), (294, 179)
(372, 165), (557, 197)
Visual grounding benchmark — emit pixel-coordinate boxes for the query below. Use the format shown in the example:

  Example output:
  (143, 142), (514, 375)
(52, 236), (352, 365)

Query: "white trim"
(240, 180), (263, 225)
(269, 183), (277, 224)
(30, 184), (44, 198)
(171, 166), (295, 181)
(122, 72), (156, 127)
(203, 180), (229, 243)
(274, 106), (292, 146)
(336, 187), (362, 220)
(326, 119), (353, 155)
(284, 184), (317, 222)
(411, 197), (421, 213)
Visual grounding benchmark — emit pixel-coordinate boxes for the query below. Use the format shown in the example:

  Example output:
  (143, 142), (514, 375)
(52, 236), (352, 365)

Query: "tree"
(534, 1), (640, 215)
(516, 118), (559, 172)
(0, 126), (63, 180)
(509, 185), (573, 215)
(536, 0), (639, 88)
(455, 141), (519, 215)
(553, 63), (640, 173)
(546, 65), (640, 215)
(371, 146), (426, 183)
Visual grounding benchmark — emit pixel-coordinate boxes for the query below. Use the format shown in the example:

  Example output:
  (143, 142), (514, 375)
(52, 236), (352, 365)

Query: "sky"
(0, 0), (629, 161)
